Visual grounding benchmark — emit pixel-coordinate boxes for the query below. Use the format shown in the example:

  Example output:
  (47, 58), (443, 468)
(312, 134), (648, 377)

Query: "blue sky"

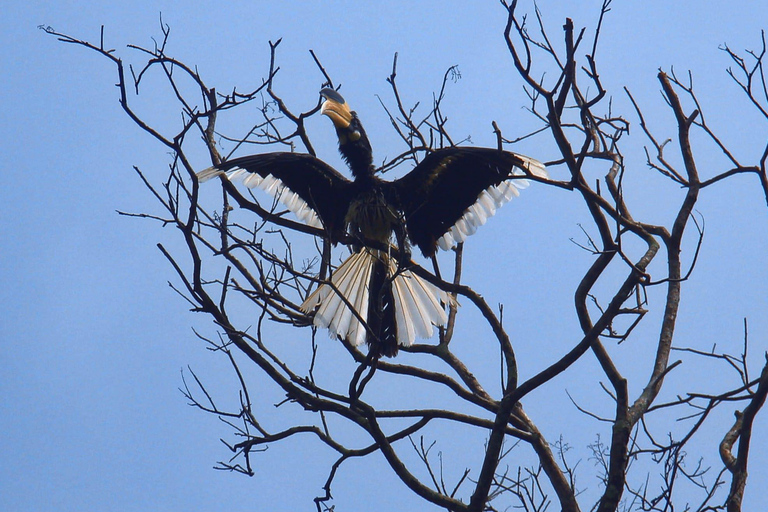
(3, 1), (768, 511)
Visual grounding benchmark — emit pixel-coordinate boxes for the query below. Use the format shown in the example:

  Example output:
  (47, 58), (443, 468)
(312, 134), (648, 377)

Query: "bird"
(197, 88), (547, 357)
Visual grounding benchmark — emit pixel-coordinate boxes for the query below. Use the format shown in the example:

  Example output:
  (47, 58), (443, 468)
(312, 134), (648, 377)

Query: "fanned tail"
(301, 249), (454, 357)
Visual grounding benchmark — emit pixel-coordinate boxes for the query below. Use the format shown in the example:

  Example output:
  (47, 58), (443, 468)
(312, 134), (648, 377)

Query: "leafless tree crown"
(43, 2), (768, 511)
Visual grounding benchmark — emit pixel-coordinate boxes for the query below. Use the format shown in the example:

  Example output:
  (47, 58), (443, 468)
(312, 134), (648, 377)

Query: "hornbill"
(198, 88), (547, 357)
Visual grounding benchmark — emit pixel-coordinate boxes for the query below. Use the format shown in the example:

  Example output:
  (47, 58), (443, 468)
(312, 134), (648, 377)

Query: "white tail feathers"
(300, 249), (455, 349)
(436, 154), (547, 251)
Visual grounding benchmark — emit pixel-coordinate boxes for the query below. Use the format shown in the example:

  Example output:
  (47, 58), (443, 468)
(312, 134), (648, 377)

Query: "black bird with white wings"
(198, 88), (547, 357)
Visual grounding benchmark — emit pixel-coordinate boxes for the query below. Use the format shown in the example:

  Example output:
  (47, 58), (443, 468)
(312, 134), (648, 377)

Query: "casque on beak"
(320, 88), (353, 129)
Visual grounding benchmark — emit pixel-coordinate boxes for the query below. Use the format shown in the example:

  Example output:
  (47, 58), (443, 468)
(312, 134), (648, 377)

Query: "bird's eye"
(349, 130), (361, 142)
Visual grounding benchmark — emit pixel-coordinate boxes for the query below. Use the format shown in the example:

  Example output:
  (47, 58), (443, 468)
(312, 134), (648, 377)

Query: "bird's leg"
(392, 211), (412, 272)
(431, 254), (442, 281)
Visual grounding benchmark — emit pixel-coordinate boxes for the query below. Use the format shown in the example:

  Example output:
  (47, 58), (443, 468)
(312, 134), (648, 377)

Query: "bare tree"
(42, 2), (768, 511)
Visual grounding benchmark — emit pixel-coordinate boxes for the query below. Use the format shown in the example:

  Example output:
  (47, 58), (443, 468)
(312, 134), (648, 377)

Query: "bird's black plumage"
(197, 88), (546, 356)
(206, 152), (354, 242)
(391, 147), (542, 256)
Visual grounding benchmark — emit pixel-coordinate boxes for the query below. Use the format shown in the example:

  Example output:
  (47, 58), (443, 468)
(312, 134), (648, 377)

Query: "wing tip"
(196, 166), (225, 183)
(516, 154), (548, 179)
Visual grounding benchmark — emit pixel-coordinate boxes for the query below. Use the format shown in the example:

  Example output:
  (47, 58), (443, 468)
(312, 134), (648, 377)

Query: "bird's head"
(320, 88), (374, 177)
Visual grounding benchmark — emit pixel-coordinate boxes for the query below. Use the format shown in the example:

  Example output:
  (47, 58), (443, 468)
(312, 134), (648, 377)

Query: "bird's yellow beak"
(320, 88), (353, 129)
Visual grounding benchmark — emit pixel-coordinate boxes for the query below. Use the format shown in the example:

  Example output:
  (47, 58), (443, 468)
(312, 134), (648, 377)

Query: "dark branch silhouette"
(42, 3), (768, 510)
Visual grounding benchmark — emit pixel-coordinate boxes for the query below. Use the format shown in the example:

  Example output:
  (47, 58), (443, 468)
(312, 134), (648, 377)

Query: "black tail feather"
(366, 254), (399, 357)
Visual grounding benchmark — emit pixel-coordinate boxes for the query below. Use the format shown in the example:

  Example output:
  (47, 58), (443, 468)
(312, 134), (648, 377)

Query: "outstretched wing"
(390, 147), (547, 257)
(198, 152), (354, 241)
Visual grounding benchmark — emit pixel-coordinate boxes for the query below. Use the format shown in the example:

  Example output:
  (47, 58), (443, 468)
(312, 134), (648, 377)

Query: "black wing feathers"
(215, 152), (353, 241)
(390, 147), (534, 256)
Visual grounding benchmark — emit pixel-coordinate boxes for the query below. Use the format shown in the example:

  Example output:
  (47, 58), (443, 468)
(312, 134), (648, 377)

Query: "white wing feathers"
(197, 166), (323, 228)
(300, 249), (453, 348)
(436, 154), (547, 251)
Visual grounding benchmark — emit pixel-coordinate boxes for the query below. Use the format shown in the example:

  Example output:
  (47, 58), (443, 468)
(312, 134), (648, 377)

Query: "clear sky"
(2, 1), (768, 511)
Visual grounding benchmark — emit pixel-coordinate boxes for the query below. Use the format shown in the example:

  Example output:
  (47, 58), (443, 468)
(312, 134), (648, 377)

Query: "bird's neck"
(351, 165), (378, 182)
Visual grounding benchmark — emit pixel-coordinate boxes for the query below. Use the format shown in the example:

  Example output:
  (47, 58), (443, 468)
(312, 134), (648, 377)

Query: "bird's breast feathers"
(345, 190), (400, 243)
